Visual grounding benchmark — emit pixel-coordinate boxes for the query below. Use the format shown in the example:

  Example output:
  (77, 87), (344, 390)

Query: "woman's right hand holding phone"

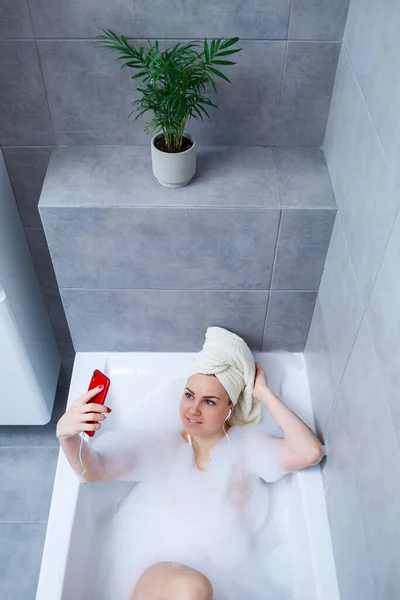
(56, 386), (112, 440)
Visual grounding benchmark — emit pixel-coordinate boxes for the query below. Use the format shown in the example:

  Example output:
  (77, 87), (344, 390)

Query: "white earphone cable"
(79, 432), (95, 496)
(224, 409), (232, 444)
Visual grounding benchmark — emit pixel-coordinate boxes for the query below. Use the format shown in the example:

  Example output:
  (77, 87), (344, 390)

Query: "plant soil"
(154, 134), (193, 153)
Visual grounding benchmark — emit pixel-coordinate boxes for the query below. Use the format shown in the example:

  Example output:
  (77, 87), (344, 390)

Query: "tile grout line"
(1, 145), (55, 149)
(260, 210), (283, 350)
(319, 42), (342, 151)
(260, 293), (271, 353)
(25, 1), (57, 145)
(271, 143), (281, 208)
(273, 39), (289, 147)
(1, 152), (27, 225)
(323, 327), (390, 600)
(363, 317), (400, 454)
(321, 214), (366, 437)
(321, 382), (379, 600)
(0, 37), (345, 43)
(0, 515), (51, 527)
(361, 201), (400, 314)
(0, 143), (337, 149)
(301, 292), (318, 353)
(287, 0), (294, 39)
(58, 287), (318, 292)
(38, 205), (337, 210)
(342, 43), (400, 191)
(321, 65), (400, 434)
(336, 46), (400, 310)
(273, 0), (293, 146)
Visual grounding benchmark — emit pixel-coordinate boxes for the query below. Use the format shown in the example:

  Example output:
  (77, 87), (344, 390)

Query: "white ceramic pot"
(151, 132), (196, 188)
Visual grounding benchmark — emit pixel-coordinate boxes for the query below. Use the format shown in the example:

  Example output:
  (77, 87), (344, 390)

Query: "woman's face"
(180, 373), (233, 437)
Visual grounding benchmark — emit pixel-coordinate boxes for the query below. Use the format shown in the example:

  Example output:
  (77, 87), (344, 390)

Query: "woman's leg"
(131, 561), (213, 600)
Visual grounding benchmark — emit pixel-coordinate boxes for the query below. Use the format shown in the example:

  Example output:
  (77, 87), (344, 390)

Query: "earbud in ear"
(225, 408), (232, 422)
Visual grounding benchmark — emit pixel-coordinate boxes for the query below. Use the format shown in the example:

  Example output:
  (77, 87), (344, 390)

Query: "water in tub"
(83, 361), (297, 600)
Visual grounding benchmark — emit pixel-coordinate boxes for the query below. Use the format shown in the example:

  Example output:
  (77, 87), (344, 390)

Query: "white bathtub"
(36, 351), (339, 600)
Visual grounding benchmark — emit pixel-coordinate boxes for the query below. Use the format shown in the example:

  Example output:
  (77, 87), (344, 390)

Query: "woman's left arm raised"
(253, 363), (324, 472)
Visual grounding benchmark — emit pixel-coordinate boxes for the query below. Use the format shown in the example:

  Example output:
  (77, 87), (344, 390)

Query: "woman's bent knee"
(131, 562), (213, 600)
(172, 567), (213, 600)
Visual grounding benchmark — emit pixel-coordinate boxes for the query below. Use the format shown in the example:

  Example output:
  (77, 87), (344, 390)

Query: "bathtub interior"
(38, 351), (337, 600)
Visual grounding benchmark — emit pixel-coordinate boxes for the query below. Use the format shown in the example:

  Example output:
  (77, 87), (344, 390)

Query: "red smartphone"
(85, 369), (111, 437)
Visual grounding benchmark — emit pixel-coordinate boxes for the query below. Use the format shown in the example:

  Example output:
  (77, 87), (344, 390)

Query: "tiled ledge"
(39, 145), (336, 209)
(38, 146), (336, 352)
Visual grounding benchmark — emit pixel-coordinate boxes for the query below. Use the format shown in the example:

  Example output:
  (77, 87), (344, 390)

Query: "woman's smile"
(186, 416), (202, 425)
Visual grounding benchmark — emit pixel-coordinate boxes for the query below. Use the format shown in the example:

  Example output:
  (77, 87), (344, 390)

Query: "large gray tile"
(60, 289), (269, 351)
(57, 343), (75, 387)
(41, 207), (280, 290)
(272, 209), (336, 290)
(37, 39), (144, 146)
(29, 0), (291, 38)
(0, 387), (68, 447)
(2, 147), (52, 228)
(180, 41), (286, 146)
(318, 215), (364, 386)
(0, 524), (47, 600)
(276, 42), (341, 146)
(0, 447), (58, 521)
(344, 0), (400, 184)
(0, 41), (54, 145)
(262, 291), (316, 351)
(367, 208), (400, 449)
(43, 291), (72, 344)
(24, 227), (58, 292)
(305, 296), (337, 437)
(339, 317), (400, 597)
(322, 393), (376, 600)
(323, 49), (400, 304)
(289, 0), (350, 41)
(0, 0), (33, 38)
(38, 39), (286, 146)
(39, 146), (278, 208)
(272, 147), (336, 208)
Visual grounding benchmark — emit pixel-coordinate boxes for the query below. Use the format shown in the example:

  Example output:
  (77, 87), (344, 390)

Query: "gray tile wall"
(305, 1), (400, 597)
(0, 0), (347, 148)
(39, 146), (336, 352)
(0, 387), (68, 600)
(0, 0), (350, 398)
(0, 2), (350, 597)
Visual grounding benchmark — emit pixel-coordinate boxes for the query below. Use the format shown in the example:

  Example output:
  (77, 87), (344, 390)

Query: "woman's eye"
(185, 393), (193, 399)
(205, 399), (216, 406)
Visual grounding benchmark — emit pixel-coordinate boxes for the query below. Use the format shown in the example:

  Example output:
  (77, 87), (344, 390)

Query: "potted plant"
(95, 32), (242, 188)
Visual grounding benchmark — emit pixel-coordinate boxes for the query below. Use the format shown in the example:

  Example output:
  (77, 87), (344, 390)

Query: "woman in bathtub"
(57, 326), (324, 600)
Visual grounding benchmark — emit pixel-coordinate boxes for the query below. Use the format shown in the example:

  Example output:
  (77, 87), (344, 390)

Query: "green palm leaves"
(95, 31), (242, 151)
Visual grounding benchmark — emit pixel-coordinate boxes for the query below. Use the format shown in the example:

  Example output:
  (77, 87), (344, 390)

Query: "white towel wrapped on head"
(187, 326), (261, 427)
